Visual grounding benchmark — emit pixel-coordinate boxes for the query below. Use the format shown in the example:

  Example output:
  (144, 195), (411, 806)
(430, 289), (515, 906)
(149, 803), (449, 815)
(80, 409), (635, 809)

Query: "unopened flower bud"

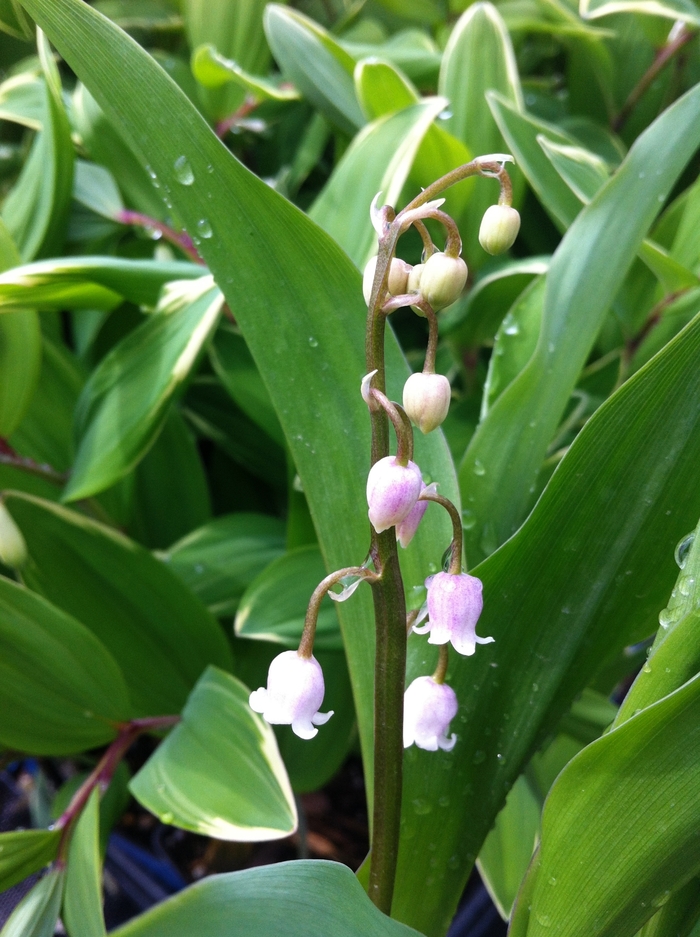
(407, 264), (423, 293)
(403, 675), (458, 751)
(362, 256), (413, 305)
(403, 372), (451, 434)
(366, 455), (422, 533)
(478, 204), (521, 255)
(417, 252), (468, 310)
(414, 571), (494, 656)
(249, 650), (333, 739)
(0, 502), (26, 568)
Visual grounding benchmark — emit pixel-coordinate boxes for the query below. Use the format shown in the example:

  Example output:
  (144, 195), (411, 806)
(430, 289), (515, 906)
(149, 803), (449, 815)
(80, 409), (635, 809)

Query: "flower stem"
(419, 491), (464, 574)
(368, 389), (413, 465)
(432, 645), (449, 684)
(299, 566), (377, 658)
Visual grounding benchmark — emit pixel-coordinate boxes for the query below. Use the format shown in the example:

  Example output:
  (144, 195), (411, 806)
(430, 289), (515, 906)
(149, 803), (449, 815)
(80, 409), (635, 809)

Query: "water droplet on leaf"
(174, 155), (194, 185)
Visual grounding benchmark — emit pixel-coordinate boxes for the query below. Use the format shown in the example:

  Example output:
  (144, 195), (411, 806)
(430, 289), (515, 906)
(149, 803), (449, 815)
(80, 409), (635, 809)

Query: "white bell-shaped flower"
(403, 675), (458, 751)
(249, 650), (333, 740)
(414, 571), (494, 656)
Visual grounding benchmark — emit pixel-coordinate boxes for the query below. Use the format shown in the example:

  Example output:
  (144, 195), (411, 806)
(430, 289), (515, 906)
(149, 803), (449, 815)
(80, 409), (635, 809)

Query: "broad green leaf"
(638, 879), (700, 937)
(191, 44), (299, 102)
(442, 255), (549, 345)
(263, 4), (364, 134)
(438, 2), (523, 262)
(0, 573), (130, 753)
(341, 30), (442, 88)
(0, 219), (41, 437)
(162, 512), (285, 617)
(64, 276), (223, 501)
(209, 325), (284, 446)
(0, 256), (203, 313)
(17, 0), (457, 865)
(0, 829), (60, 893)
(130, 666), (297, 841)
(5, 492), (233, 716)
(235, 544), (342, 650)
(110, 860), (422, 937)
(73, 159), (124, 220)
(0, 867), (64, 937)
(460, 83), (700, 565)
(63, 788), (106, 937)
(519, 673), (700, 937)
(477, 775), (540, 920)
(0, 72), (44, 130)
(309, 98), (446, 267)
(129, 408), (211, 550)
(355, 58), (419, 120)
(0, 0), (32, 38)
(183, 0), (271, 120)
(537, 135), (610, 203)
(2, 32), (74, 261)
(394, 309), (700, 932)
(580, 0), (700, 23)
(488, 94), (581, 231)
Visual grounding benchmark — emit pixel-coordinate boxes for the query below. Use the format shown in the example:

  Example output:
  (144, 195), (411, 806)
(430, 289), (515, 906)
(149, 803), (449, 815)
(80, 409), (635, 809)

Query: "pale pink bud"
(418, 252), (468, 310)
(403, 372), (452, 433)
(396, 481), (437, 549)
(366, 456), (423, 533)
(414, 571), (494, 656)
(479, 204), (521, 255)
(403, 675), (458, 751)
(249, 650), (333, 740)
(362, 256), (413, 305)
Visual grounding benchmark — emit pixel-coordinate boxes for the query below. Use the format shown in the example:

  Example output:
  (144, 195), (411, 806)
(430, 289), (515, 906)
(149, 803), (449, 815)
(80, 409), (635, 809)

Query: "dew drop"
(504, 320), (520, 336)
(642, 663), (652, 674)
(472, 750), (486, 765)
(674, 532), (695, 568)
(678, 575), (694, 596)
(448, 855), (460, 870)
(462, 509), (477, 530)
(196, 218), (212, 239)
(652, 890), (671, 909)
(473, 459), (486, 476)
(438, 796), (450, 807)
(548, 876), (557, 886)
(206, 163), (214, 173)
(161, 812), (174, 824)
(174, 155), (194, 185)
(496, 753), (506, 763)
(308, 336), (319, 348)
(548, 342), (555, 353)
(412, 798), (433, 815)
(536, 914), (552, 928)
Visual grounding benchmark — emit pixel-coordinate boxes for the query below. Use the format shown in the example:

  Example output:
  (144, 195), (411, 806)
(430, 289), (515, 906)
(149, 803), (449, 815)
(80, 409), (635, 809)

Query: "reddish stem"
(0, 439), (67, 485)
(215, 96), (259, 138)
(117, 210), (204, 264)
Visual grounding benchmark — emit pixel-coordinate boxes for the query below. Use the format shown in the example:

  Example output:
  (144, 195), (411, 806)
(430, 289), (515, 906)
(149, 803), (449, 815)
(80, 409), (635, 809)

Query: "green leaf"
(0, 0), (32, 38)
(637, 879), (700, 937)
(394, 308), (700, 932)
(235, 544), (342, 651)
(537, 135), (610, 204)
(460, 82), (700, 565)
(183, 0), (271, 120)
(341, 30), (442, 88)
(580, 0), (700, 24)
(0, 256), (203, 313)
(263, 4), (364, 134)
(162, 512), (285, 617)
(0, 71), (44, 130)
(110, 860), (422, 937)
(519, 673), (700, 937)
(309, 98), (446, 267)
(0, 219), (41, 437)
(130, 665), (297, 841)
(17, 0), (458, 840)
(438, 2), (523, 262)
(2, 32), (74, 261)
(0, 867), (64, 937)
(0, 830), (60, 893)
(191, 44), (299, 101)
(477, 775), (540, 920)
(354, 57), (420, 120)
(73, 159), (124, 220)
(0, 573), (130, 753)
(5, 492), (233, 716)
(64, 276), (223, 501)
(63, 788), (106, 937)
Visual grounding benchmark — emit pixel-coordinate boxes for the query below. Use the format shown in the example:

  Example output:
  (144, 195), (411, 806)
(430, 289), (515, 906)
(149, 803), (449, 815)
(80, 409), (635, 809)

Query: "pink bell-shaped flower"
(366, 456), (423, 533)
(249, 650), (333, 739)
(403, 675), (458, 751)
(414, 571), (494, 656)
(396, 482), (437, 549)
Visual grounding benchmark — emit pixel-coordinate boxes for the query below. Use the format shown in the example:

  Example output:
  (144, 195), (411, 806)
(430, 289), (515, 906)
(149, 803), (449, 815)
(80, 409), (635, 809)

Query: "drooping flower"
(478, 204), (521, 255)
(414, 571), (494, 656)
(249, 650), (333, 740)
(366, 456), (423, 533)
(402, 372), (452, 434)
(403, 675), (458, 751)
(396, 482), (437, 549)
(417, 252), (468, 310)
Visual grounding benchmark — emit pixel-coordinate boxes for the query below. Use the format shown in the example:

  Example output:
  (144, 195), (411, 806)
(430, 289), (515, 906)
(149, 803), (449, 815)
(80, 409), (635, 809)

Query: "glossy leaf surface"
(0, 829), (60, 893)
(130, 666), (297, 841)
(63, 788), (106, 937)
(5, 492), (232, 716)
(0, 867), (64, 937)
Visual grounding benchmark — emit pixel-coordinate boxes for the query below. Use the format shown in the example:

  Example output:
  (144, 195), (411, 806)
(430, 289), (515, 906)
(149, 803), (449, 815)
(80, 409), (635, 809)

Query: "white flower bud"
(0, 502), (26, 568)
(402, 372), (451, 434)
(417, 252), (468, 311)
(478, 204), (521, 255)
(362, 256), (413, 305)
(407, 264), (424, 293)
(249, 651), (333, 739)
